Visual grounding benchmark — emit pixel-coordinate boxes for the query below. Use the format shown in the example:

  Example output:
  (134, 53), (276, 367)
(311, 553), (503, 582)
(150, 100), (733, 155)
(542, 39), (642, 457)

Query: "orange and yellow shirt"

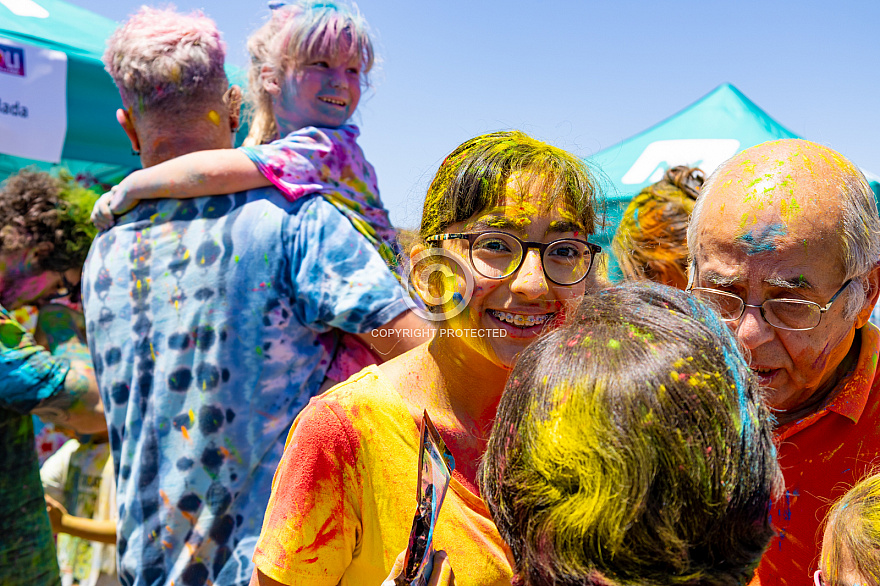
(253, 365), (513, 586)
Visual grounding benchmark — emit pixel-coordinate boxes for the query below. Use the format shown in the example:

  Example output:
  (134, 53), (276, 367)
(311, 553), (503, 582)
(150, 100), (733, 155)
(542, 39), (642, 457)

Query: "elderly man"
(84, 7), (423, 586)
(0, 169), (104, 586)
(687, 139), (880, 585)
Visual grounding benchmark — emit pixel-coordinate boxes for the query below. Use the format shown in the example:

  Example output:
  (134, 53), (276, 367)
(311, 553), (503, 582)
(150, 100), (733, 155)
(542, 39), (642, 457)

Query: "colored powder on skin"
(483, 212), (531, 231)
(746, 174), (769, 190)
(207, 110), (221, 126)
(736, 223), (788, 255)
(781, 198), (802, 224)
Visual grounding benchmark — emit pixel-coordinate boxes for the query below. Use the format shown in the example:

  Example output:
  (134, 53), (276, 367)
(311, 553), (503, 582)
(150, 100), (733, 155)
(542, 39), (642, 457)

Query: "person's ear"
(409, 243), (461, 309)
(409, 242), (433, 305)
(408, 243), (447, 307)
(855, 262), (880, 328)
(261, 64), (282, 96)
(116, 108), (141, 153)
(224, 85), (243, 134)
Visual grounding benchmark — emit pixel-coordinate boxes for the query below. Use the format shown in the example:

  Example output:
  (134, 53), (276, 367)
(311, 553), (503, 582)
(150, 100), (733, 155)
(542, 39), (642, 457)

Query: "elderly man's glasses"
(425, 231), (601, 286)
(688, 280), (852, 331)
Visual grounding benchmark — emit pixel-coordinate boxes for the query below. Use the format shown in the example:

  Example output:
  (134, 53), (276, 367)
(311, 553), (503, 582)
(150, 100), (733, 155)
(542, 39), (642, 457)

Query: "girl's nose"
(327, 69), (347, 88)
(509, 249), (550, 300)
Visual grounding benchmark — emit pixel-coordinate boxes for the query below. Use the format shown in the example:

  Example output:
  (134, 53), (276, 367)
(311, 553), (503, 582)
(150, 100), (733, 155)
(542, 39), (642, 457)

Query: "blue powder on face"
(736, 223), (788, 255)
(452, 292), (464, 304)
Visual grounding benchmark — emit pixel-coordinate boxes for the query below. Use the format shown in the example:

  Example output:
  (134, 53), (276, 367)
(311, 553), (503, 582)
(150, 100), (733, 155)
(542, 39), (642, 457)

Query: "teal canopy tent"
(0, 0), (246, 186)
(588, 83), (880, 275)
(0, 0), (135, 185)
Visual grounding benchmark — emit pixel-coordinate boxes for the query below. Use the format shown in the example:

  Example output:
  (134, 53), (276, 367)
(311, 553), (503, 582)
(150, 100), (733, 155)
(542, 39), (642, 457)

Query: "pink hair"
(244, 0), (375, 145)
(103, 6), (228, 116)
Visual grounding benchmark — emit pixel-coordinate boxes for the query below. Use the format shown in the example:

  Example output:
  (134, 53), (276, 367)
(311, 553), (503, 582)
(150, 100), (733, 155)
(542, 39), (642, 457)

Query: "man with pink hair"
(84, 7), (418, 585)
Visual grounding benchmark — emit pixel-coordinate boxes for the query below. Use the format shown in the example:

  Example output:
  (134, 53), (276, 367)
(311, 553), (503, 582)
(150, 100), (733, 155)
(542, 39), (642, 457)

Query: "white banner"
(622, 139), (741, 185)
(0, 36), (67, 162)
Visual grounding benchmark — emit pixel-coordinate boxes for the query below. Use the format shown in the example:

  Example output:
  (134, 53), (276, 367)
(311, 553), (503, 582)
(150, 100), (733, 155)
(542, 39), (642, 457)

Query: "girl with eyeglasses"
(250, 131), (603, 586)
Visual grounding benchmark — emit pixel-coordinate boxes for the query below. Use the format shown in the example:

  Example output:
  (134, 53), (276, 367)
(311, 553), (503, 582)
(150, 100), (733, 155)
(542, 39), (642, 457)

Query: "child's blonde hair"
(244, 0), (375, 146)
(823, 472), (880, 586)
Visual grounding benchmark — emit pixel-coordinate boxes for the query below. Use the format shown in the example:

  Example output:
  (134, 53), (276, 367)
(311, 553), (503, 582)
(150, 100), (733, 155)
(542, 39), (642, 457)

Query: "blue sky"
(71, 0), (879, 228)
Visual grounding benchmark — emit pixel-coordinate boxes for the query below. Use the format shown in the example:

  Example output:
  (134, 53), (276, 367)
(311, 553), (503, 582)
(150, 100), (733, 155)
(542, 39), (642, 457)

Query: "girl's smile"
(271, 54), (362, 133)
(434, 170), (597, 369)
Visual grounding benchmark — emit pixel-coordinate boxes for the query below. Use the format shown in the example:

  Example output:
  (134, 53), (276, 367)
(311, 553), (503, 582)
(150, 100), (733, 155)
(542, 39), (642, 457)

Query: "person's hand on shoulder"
(91, 188), (117, 230)
(383, 550), (455, 586)
(91, 181), (140, 230)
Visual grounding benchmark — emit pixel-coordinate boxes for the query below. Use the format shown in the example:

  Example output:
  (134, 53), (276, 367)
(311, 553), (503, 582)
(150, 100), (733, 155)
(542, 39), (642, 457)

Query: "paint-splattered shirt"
(40, 438), (117, 586)
(82, 191), (408, 586)
(253, 366), (513, 586)
(753, 323), (880, 586)
(0, 304), (68, 586)
(240, 125), (399, 267)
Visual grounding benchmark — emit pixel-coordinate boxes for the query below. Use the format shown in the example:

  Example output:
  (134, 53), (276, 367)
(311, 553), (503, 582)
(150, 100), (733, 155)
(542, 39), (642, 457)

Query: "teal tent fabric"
(587, 83), (880, 276)
(0, 0), (133, 178)
(0, 0), (247, 184)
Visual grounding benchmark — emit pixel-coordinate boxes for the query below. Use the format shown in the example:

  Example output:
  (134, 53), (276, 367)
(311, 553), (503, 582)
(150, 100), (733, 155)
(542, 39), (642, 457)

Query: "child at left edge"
(92, 0), (398, 267)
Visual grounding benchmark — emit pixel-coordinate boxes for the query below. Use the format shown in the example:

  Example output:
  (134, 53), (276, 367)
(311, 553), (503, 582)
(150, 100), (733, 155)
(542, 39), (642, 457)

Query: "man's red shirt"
(755, 323), (880, 585)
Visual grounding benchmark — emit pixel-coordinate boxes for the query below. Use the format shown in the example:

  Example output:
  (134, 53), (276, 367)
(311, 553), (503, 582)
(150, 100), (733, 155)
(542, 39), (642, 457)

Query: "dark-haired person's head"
(481, 282), (781, 586)
(613, 166), (704, 289)
(0, 169), (97, 309)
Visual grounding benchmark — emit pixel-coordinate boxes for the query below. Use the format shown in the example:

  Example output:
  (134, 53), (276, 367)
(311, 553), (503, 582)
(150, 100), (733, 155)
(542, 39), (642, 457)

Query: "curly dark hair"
(0, 168), (98, 272)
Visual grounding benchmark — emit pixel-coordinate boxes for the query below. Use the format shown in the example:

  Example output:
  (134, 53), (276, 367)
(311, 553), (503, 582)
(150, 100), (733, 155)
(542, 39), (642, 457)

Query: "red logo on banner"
(0, 44), (25, 76)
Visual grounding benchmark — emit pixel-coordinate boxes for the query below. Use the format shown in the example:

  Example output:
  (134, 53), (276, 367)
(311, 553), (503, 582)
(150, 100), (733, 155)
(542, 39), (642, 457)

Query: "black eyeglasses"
(425, 231), (601, 286)
(688, 279), (852, 331)
(41, 272), (81, 305)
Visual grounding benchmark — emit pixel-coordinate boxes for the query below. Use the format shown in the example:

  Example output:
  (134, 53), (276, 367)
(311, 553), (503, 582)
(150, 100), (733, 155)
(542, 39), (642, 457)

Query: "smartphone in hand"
(396, 410), (455, 586)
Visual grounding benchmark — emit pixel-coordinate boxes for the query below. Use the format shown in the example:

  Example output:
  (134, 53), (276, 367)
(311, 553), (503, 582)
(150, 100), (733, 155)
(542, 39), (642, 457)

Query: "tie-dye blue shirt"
(82, 190), (407, 586)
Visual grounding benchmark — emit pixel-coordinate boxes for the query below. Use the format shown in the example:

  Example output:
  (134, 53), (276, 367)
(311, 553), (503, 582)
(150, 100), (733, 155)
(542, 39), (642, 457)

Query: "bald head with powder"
(688, 139), (880, 415)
